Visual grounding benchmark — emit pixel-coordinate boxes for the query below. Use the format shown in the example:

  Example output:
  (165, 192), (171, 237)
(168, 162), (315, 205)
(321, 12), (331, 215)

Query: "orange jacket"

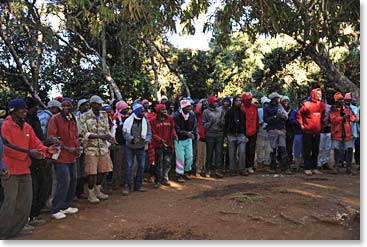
(330, 106), (356, 141)
(241, 103), (259, 136)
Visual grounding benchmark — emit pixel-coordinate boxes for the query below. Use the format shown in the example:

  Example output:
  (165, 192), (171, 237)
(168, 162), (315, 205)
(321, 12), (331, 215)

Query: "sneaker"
(204, 173), (210, 178)
(60, 207), (79, 214)
(28, 217), (47, 227)
(283, 169), (292, 175)
(229, 171), (237, 177)
(304, 170), (313, 176)
(215, 172), (224, 178)
(247, 167), (255, 174)
(51, 212), (67, 220)
(122, 185), (129, 196)
(153, 183), (161, 189)
(88, 188), (100, 203)
(183, 174), (192, 180)
(161, 180), (171, 186)
(312, 169), (323, 175)
(177, 175), (185, 183)
(268, 169), (277, 174)
(23, 223), (35, 231)
(135, 187), (147, 192)
(94, 185), (109, 200)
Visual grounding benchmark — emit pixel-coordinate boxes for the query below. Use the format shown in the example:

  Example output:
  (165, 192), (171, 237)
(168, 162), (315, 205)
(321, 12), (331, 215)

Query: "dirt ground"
(15, 167), (360, 240)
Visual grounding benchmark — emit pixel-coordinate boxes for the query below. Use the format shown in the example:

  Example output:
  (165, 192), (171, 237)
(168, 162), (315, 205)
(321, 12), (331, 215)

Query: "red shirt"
(194, 103), (205, 139)
(241, 103), (259, 136)
(330, 107), (356, 141)
(149, 115), (176, 148)
(1, 116), (48, 175)
(47, 113), (79, 163)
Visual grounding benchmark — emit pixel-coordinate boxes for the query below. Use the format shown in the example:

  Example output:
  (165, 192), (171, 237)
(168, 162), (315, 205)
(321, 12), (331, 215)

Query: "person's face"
(282, 99), (289, 108)
(49, 106), (60, 115)
(105, 108), (112, 114)
(160, 108), (168, 116)
(143, 102), (149, 109)
(222, 101), (230, 108)
(234, 97), (242, 107)
(138, 109), (146, 118)
(27, 106), (38, 116)
(263, 102), (270, 108)
(14, 109), (28, 119)
(120, 108), (128, 115)
(315, 91), (322, 101)
(61, 102), (73, 114)
(201, 101), (208, 110)
(161, 99), (167, 104)
(273, 97), (281, 104)
(246, 98), (252, 105)
(80, 103), (90, 113)
(169, 104), (174, 112)
(91, 102), (101, 112)
(344, 99), (351, 105)
(182, 105), (192, 114)
(211, 101), (218, 108)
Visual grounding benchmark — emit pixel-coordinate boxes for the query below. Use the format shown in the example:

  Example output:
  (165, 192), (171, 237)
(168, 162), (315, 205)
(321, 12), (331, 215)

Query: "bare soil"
(16, 169), (360, 240)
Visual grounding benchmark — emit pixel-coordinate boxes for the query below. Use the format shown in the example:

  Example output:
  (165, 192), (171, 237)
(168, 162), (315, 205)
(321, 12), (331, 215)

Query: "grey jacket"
(202, 107), (225, 137)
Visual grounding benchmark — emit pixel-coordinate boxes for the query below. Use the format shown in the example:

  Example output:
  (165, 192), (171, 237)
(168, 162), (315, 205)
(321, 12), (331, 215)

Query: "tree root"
(279, 212), (305, 225)
(248, 215), (278, 225)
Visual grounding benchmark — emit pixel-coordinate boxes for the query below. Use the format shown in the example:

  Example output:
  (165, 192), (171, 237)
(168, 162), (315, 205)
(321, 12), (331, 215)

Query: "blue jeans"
(52, 162), (77, 214)
(125, 147), (146, 190)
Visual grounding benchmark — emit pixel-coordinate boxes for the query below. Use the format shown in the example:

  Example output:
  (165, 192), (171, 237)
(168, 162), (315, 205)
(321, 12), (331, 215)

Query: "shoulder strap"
(0, 119), (31, 154)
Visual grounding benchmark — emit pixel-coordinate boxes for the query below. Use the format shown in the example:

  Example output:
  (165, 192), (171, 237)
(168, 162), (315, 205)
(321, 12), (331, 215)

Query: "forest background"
(0, 0), (360, 108)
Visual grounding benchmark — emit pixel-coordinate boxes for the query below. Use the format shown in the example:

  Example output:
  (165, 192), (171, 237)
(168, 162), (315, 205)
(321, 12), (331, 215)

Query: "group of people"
(0, 87), (360, 239)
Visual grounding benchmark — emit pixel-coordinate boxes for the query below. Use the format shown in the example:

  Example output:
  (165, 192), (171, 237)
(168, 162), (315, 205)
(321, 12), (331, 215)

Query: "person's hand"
(110, 137), (117, 145)
(343, 114), (350, 119)
(29, 149), (46, 159)
(144, 143), (149, 151)
(245, 137), (249, 143)
(224, 136), (228, 144)
(173, 135), (178, 141)
(161, 139), (166, 145)
(187, 132), (194, 139)
(100, 134), (112, 141)
(1, 168), (10, 179)
(196, 133), (200, 140)
(47, 144), (60, 154)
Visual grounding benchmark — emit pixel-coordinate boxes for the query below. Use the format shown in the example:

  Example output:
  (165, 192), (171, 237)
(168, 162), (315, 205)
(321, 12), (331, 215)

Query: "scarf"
(123, 113), (148, 139)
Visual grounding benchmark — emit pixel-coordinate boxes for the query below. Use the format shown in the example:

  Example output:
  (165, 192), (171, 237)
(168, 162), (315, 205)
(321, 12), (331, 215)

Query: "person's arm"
(263, 106), (277, 124)
(0, 137), (7, 171)
(296, 105), (305, 130)
(145, 120), (152, 143)
(122, 120), (134, 143)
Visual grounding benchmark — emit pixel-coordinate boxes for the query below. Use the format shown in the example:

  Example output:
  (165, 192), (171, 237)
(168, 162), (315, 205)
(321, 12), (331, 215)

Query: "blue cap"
(8, 99), (27, 112)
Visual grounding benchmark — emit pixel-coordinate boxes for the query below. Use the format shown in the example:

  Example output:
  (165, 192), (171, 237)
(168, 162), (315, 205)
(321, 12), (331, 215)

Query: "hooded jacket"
(202, 106), (225, 137)
(330, 105), (356, 141)
(241, 94), (259, 136)
(297, 89), (326, 134)
(194, 100), (206, 140)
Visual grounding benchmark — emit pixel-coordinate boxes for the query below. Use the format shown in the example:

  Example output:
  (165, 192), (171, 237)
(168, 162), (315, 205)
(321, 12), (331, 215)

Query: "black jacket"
(173, 111), (198, 140)
(263, 103), (287, 131)
(224, 106), (246, 136)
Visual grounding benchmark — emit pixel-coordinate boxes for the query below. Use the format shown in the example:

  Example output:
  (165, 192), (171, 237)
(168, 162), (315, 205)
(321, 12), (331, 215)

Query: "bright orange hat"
(334, 92), (344, 103)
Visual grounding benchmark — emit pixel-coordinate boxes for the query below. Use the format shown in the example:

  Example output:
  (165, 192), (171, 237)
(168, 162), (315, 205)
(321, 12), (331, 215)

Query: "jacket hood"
(310, 88), (322, 101)
(241, 93), (253, 102)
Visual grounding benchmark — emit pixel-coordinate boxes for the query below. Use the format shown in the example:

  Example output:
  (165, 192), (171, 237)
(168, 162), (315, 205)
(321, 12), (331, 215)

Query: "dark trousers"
(355, 137), (360, 165)
(155, 147), (172, 183)
(205, 136), (224, 173)
(52, 162), (77, 214)
(245, 134), (257, 168)
(76, 153), (87, 197)
(125, 147), (146, 190)
(0, 174), (32, 239)
(30, 159), (52, 219)
(302, 133), (320, 170)
(191, 139), (198, 173)
(286, 133), (294, 163)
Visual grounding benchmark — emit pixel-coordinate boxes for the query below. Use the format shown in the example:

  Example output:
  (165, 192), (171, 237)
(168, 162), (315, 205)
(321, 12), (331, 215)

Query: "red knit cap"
(155, 104), (166, 113)
(208, 96), (217, 105)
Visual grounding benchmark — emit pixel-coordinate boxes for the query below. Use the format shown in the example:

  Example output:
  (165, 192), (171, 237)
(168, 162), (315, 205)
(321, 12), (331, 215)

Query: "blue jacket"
(290, 109), (302, 134)
(0, 137), (7, 170)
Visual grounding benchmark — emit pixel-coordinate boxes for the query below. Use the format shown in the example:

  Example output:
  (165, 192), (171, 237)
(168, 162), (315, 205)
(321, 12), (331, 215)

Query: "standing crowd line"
(0, 88), (360, 239)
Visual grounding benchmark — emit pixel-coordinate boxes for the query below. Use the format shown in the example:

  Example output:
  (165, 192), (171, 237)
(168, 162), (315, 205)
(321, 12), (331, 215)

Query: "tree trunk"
(146, 41), (159, 100)
(305, 43), (360, 101)
(101, 26), (123, 100)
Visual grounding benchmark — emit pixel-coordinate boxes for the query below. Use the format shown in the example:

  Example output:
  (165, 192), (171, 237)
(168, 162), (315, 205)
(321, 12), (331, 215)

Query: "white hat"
(268, 92), (282, 100)
(47, 100), (62, 110)
(90, 95), (104, 104)
(77, 99), (89, 109)
(281, 96), (290, 102)
(260, 96), (271, 105)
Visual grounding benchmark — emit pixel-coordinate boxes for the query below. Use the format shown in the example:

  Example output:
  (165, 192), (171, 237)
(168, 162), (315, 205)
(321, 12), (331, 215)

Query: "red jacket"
(297, 89), (326, 134)
(241, 102), (259, 136)
(149, 115), (176, 148)
(1, 116), (48, 175)
(194, 103), (206, 139)
(330, 106), (356, 141)
(47, 112), (79, 163)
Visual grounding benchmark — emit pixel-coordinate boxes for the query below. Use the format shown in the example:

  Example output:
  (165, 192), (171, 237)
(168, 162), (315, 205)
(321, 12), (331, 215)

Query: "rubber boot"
(269, 149), (277, 174)
(346, 148), (353, 174)
(332, 149), (341, 174)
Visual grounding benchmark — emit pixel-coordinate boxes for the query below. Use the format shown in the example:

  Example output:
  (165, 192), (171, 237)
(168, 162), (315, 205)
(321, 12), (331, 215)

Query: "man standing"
(281, 96), (294, 164)
(202, 96), (225, 178)
(150, 104), (177, 188)
(256, 96), (272, 168)
(122, 103), (151, 194)
(224, 95), (247, 176)
(241, 93), (259, 174)
(173, 100), (198, 183)
(330, 93), (356, 174)
(263, 92), (292, 174)
(47, 98), (79, 220)
(297, 88), (326, 176)
(79, 95), (114, 203)
(0, 99), (57, 239)
(194, 99), (208, 176)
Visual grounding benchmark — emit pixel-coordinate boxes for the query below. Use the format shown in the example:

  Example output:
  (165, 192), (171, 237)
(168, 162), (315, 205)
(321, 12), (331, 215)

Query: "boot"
(88, 188), (100, 203)
(345, 148), (354, 174)
(293, 158), (301, 172)
(332, 149), (341, 175)
(94, 185), (109, 200)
